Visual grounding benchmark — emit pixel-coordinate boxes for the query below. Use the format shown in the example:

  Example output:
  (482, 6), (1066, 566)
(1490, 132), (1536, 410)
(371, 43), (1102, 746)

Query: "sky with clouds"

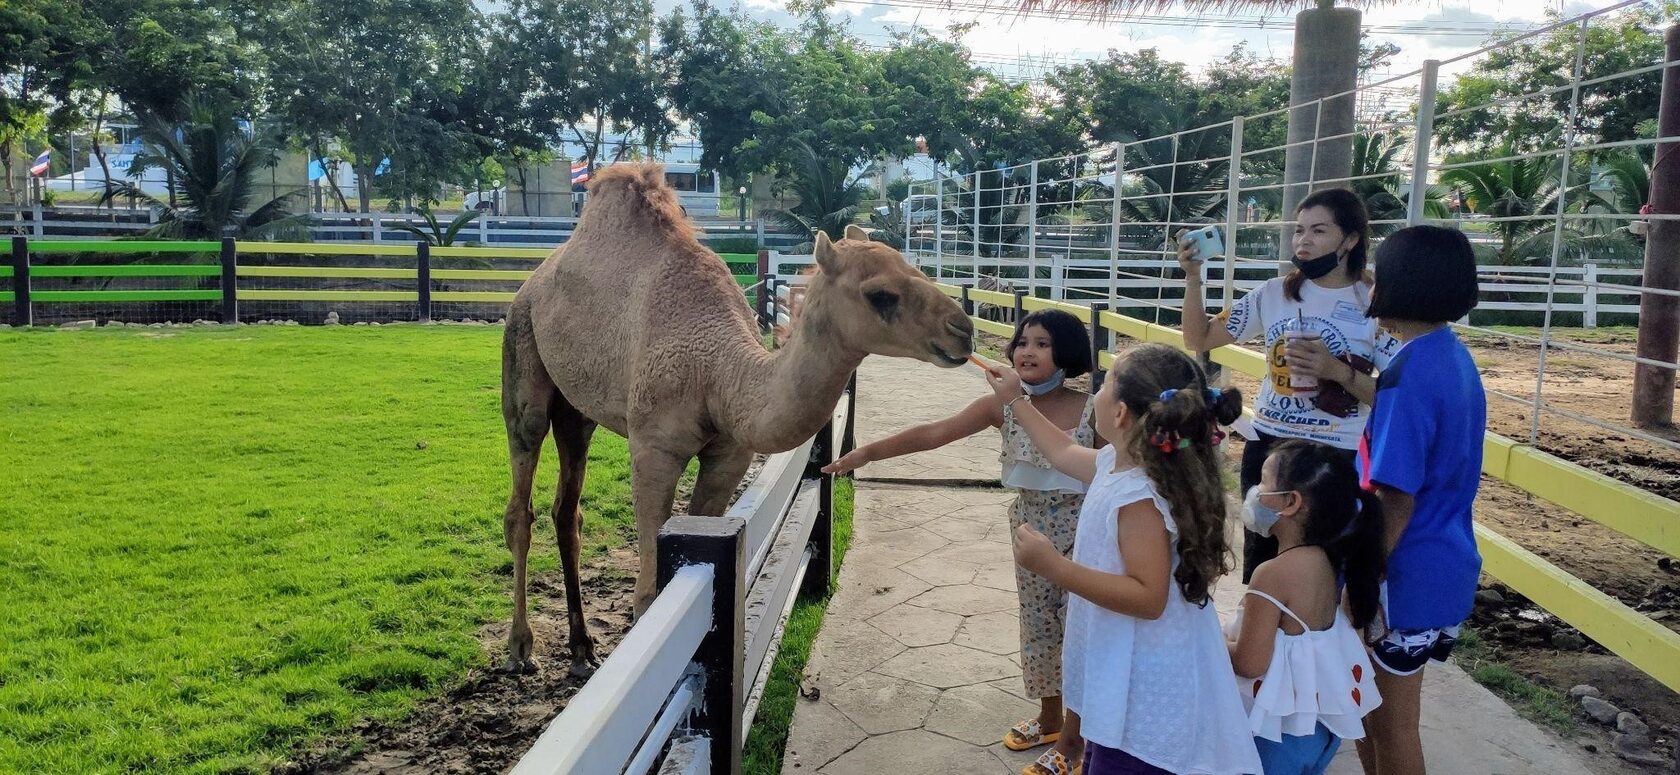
(659, 0), (1623, 85)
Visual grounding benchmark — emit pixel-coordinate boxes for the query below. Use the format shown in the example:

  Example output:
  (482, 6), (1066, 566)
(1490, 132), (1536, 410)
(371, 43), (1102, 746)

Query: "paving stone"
(876, 643), (1019, 689)
(805, 620), (906, 688)
(987, 677), (1032, 701)
(898, 554), (980, 587)
(781, 697), (867, 773)
(922, 539), (1011, 566)
(953, 610), (1021, 656)
(925, 683), (1038, 746)
(819, 729), (1003, 774)
(906, 584), (1016, 616)
(920, 515), (992, 543)
(828, 567), (934, 623)
(868, 603), (962, 648)
(827, 670), (941, 734)
(971, 561), (1019, 592)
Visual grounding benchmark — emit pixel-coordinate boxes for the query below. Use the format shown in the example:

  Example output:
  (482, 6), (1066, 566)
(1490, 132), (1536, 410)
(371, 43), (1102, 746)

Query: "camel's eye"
(865, 290), (899, 321)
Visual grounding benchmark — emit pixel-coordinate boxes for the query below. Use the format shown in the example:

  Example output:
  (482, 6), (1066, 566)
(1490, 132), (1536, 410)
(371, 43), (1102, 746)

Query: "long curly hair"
(1107, 344), (1245, 605)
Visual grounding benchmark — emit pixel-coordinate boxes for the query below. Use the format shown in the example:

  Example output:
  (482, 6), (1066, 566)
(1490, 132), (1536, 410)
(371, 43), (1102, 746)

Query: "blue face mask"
(1241, 486), (1287, 537)
(1022, 368), (1066, 396)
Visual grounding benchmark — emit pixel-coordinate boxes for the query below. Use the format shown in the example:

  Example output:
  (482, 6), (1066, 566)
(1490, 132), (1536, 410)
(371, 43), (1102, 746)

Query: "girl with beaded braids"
(986, 343), (1260, 775)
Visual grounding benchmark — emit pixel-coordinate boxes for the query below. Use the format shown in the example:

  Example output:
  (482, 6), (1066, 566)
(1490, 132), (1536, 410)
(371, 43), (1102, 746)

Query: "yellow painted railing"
(937, 283), (1680, 693)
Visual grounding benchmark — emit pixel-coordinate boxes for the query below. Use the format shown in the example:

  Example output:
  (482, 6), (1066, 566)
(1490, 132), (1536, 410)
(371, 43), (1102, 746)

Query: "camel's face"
(811, 228), (975, 367)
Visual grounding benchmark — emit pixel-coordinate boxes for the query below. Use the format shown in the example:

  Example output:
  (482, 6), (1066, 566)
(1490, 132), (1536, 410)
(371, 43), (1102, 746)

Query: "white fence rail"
(512, 389), (851, 775)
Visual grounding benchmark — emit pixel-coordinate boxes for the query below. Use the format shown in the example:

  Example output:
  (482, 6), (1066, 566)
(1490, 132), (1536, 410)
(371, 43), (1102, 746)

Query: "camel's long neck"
(730, 293), (865, 453)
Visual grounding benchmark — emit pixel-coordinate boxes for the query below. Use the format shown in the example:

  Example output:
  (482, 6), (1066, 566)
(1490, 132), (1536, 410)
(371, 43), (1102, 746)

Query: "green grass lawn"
(0, 324), (642, 773)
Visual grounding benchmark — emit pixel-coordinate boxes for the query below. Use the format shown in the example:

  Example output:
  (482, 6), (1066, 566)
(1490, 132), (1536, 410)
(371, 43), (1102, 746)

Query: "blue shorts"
(1255, 723), (1341, 775)
(1370, 624), (1460, 676)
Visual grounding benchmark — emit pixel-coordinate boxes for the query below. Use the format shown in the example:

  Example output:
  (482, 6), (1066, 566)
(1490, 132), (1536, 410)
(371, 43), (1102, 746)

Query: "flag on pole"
(570, 160), (590, 185)
(28, 149), (50, 177)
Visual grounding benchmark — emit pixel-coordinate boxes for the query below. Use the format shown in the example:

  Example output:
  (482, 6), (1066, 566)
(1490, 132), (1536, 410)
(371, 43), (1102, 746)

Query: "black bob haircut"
(1367, 225), (1479, 323)
(1006, 309), (1094, 379)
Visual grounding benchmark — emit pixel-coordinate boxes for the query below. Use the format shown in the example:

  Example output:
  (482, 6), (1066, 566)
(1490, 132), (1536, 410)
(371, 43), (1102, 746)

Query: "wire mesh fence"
(907, 0), (1679, 460)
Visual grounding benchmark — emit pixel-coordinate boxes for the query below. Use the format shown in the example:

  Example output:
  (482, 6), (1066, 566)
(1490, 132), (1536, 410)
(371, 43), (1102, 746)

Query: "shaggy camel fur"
(500, 164), (974, 675)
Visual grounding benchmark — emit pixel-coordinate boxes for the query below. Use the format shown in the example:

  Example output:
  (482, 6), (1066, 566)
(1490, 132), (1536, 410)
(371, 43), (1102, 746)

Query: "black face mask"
(1291, 251), (1341, 280)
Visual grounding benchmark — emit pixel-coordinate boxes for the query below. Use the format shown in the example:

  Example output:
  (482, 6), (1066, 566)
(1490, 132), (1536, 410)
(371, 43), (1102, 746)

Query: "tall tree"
(265, 0), (482, 212)
(503, 0), (672, 172)
(0, 0), (91, 203)
(1435, 6), (1677, 155)
(658, 0), (784, 180)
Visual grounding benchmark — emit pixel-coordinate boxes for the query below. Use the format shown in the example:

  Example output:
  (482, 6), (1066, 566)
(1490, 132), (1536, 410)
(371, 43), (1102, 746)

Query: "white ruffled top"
(1224, 589), (1383, 742)
(999, 395), (1095, 494)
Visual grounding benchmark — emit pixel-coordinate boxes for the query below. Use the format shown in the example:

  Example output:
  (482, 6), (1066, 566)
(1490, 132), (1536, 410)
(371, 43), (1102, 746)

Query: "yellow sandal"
(1021, 747), (1082, 775)
(1004, 718), (1060, 751)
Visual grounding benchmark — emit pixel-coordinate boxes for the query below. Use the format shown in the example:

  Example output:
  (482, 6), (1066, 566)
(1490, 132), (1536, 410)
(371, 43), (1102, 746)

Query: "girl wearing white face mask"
(825, 309), (1095, 775)
(1226, 440), (1386, 774)
(1176, 189), (1401, 585)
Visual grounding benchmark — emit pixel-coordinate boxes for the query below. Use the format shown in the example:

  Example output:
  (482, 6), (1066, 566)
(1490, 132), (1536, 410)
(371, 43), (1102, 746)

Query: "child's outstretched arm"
(823, 395), (999, 475)
(983, 365), (1099, 484)
(1015, 500), (1172, 620)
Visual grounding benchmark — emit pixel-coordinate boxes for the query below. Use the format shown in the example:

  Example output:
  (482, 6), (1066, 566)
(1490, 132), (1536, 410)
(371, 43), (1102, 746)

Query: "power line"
(835, 0), (1542, 38)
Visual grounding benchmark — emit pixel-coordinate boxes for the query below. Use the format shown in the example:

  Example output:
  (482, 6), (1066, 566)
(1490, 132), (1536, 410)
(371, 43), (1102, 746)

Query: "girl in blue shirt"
(1355, 225), (1485, 775)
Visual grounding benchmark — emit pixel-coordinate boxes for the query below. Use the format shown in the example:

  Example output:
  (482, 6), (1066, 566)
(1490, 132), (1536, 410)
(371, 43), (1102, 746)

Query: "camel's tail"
(578, 163), (689, 234)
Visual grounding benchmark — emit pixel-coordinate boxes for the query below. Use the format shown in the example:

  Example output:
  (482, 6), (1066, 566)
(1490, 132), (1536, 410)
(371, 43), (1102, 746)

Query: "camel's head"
(807, 225), (974, 368)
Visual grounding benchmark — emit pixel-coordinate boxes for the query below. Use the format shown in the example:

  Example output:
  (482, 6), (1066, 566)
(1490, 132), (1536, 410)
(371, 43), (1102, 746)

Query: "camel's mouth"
(928, 342), (969, 368)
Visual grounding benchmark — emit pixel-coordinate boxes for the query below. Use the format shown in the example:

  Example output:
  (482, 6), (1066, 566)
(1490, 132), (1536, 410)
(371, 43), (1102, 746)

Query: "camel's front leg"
(689, 443), (753, 517)
(630, 444), (688, 616)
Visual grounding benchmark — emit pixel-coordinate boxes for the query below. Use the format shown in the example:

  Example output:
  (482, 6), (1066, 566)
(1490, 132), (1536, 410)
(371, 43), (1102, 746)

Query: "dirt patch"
(279, 455), (769, 773)
(281, 549), (639, 775)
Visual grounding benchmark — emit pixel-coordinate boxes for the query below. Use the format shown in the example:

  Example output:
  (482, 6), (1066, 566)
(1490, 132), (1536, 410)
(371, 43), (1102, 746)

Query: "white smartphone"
(1180, 225), (1225, 261)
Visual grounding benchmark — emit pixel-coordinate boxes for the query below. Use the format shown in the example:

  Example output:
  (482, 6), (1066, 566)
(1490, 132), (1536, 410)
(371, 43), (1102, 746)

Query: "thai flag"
(570, 160), (590, 185)
(28, 149), (50, 177)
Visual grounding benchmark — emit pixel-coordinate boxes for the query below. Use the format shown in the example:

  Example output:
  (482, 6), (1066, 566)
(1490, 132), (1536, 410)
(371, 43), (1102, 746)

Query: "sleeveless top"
(1062, 446), (1262, 774)
(1223, 589), (1383, 742)
(999, 395), (1096, 494)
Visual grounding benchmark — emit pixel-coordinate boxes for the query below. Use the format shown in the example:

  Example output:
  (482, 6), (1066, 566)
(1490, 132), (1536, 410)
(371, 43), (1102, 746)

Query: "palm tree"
(1442, 139), (1623, 265)
(393, 204), (481, 246)
(763, 140), (869, 242)
(100, 98), (309, 242)
(1350, 131), (1447, 235)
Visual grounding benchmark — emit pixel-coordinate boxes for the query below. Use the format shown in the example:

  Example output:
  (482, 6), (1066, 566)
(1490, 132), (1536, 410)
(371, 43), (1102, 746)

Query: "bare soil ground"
(282, 459), (766, 773)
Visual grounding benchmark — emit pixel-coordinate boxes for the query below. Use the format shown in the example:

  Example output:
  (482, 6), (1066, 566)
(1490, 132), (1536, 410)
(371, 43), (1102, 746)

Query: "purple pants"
(1083, 742), (1174, 775)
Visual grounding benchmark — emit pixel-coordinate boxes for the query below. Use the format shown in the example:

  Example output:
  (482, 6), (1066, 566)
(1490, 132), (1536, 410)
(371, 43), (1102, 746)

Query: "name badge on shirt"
(1332, 301), (1367, 324)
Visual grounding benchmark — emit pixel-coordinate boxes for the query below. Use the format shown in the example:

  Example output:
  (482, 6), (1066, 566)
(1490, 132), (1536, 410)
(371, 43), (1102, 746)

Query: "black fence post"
(416, 242), (432, 323)
(756, 271), (771, 330)
(802, 409), (837, 598)
(1088, 301), (1110, 394)
(766, 274), (779, 334)
(11, 237), (29, 327)
(657, 515), (746, 775)
(842, 371), (857, 457)
(219, 238), (237, 323)
(1012, 289), (1027, 328)
(959, 283), (975, 316)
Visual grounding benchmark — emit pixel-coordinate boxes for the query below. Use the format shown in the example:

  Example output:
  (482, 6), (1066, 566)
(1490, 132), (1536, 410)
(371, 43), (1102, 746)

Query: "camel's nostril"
(946, 320), (971, 338)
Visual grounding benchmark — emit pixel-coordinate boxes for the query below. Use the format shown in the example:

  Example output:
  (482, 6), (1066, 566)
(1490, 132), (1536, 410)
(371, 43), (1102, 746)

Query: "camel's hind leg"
(547, 391), (598, 678)
(501, 310), (553, 674)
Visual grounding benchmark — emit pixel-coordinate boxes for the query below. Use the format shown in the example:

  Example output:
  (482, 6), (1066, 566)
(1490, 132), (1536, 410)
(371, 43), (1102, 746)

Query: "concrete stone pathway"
(781, 358), (1602, 775)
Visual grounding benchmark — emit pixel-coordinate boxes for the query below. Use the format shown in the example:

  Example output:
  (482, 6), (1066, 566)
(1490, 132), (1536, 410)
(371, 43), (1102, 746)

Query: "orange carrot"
(968, 354), (996, 375)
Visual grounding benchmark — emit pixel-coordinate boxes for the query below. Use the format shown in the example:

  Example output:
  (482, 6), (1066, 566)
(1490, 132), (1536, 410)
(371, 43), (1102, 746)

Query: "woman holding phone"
(1177, 189), (1399, 581)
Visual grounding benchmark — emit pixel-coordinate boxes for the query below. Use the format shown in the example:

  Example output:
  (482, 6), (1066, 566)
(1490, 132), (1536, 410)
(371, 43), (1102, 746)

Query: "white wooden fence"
(511, 389), (851, 775)
(910, 251), (1644, 328)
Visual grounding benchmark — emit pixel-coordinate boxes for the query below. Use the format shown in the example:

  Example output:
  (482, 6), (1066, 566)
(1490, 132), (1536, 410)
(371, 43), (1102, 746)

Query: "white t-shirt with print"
(1218, 276), (1400, 449)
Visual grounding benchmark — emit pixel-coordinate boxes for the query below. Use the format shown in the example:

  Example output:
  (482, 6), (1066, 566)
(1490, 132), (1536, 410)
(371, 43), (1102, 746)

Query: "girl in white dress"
(988, 343), (1262, 775)
(1226, 440), (1385, 774)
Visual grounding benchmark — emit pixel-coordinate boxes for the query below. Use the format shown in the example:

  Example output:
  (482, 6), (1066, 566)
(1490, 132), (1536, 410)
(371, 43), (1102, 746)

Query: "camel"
(500, 164), (974, 675)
